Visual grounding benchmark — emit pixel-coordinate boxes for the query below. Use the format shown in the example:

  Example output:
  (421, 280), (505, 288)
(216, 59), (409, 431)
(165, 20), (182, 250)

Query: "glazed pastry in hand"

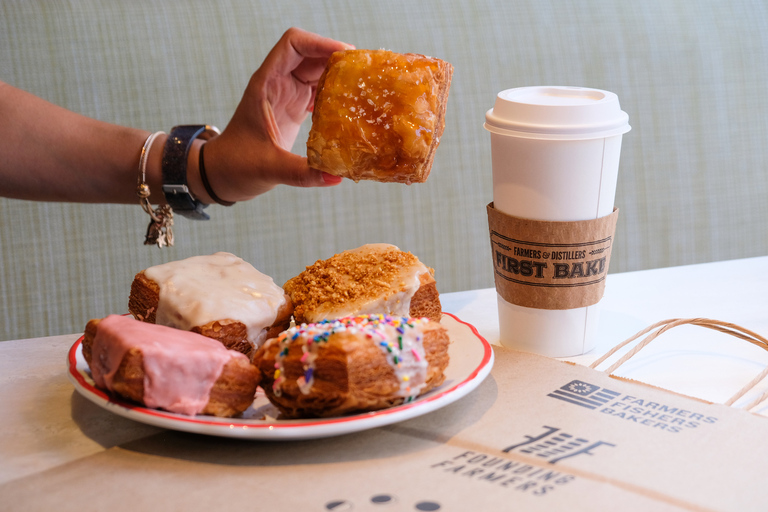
(129, 252), (293, 358)
(307, 49), (453, 184)
(283, 243), (442, 324)
(82, 315), (260, 417)
(253, 315), (450, 418)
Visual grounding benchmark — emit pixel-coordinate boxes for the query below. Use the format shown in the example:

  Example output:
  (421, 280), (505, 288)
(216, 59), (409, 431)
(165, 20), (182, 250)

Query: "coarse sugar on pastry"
(283, 243), (442, 324)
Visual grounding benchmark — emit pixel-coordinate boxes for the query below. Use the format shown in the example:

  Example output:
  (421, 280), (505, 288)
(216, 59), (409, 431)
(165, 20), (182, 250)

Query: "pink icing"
(90, 314), (246, 416)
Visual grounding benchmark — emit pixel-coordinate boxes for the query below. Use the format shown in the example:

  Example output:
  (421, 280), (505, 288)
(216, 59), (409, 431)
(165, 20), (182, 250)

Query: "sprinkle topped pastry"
(253, 313), (450, 418)
(273, 315), (430, 401)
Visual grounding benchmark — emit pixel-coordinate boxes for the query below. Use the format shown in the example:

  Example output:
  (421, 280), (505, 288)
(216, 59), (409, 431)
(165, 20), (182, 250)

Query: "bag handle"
(588, 318), (768, 410)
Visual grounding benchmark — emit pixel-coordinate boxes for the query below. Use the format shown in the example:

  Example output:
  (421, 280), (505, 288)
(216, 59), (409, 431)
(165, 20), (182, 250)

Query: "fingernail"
(321, 172), (343, 185)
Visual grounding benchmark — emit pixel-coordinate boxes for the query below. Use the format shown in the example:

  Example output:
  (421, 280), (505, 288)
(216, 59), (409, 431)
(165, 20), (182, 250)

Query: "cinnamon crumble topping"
(284, 245), (425, 321)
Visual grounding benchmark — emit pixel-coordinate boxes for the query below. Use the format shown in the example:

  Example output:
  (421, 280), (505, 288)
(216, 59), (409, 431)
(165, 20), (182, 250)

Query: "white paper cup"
(485, 86), (630, 357)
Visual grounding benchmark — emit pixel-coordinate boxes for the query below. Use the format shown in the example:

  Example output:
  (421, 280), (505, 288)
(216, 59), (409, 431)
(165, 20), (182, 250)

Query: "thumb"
(274, 151), (343, 188)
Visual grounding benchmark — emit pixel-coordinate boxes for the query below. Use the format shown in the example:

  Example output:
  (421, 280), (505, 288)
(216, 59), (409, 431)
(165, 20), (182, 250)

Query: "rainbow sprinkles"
(272, 314), (431, 401)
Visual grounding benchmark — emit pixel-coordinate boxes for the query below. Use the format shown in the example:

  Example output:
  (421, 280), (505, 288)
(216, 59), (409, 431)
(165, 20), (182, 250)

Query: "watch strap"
(161, 124), (219, 220)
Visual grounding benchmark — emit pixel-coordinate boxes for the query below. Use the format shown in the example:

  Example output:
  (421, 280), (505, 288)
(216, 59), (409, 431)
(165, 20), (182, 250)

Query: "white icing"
(144, 252), (285, 348)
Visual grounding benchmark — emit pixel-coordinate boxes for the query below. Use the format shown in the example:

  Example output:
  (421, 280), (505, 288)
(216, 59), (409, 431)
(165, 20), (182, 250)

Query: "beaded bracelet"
(136, 131), (174, 248)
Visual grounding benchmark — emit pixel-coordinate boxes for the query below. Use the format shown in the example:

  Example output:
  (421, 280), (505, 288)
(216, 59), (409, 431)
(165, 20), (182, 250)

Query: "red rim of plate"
(67, 312), (493, 430)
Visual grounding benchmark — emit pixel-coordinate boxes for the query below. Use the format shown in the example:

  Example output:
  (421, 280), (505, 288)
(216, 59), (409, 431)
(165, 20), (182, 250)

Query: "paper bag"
(232, 343), (768, 511)
(273, 345), (766, 511)
(299, 317), (768, 511)
(255, 320), (768, 510)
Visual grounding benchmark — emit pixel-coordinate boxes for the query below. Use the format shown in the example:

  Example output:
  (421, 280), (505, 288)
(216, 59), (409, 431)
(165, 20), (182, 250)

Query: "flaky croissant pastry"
(253, 315), (450, 418)
(283, 243), (442, 325)
(83, 315), (260, 417)
(307, 49), (453, 184)
(129, 252), (293, 358)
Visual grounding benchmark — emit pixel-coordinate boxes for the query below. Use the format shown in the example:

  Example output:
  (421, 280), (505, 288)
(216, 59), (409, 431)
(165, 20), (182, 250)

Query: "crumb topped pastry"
(307, 49), (453, 184)
(129, 252), (293, 357)
(253, 314), (450, 418)
(283, 243), (441, 324)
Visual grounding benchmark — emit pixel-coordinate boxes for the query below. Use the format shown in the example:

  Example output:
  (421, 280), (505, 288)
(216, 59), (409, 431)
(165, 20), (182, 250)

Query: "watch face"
(161, 126), (212, 220)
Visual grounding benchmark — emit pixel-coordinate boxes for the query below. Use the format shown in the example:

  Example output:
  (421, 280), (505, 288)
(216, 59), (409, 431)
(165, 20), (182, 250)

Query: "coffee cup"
(485, 86), (630, 357)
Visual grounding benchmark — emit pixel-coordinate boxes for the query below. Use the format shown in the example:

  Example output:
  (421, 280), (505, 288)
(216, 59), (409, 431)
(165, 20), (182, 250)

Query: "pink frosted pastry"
(82, 314), (259, 417)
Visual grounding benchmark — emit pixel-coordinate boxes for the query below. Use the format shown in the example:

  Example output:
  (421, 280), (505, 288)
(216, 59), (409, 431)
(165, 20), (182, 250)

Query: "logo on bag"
(547, 380), (620, 409)
(502, 425), (615, 464)
(548, 380), (720, 433)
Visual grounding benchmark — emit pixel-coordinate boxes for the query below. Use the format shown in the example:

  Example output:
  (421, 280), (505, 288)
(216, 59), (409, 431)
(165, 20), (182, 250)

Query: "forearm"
(0, 81), (164, 204)
(0, 27), (351, 206)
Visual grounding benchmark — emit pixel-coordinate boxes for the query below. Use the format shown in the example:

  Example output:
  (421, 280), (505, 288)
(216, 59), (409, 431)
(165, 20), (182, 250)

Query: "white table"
(442, 255), (768, 412)
(1, 256), (766, 510)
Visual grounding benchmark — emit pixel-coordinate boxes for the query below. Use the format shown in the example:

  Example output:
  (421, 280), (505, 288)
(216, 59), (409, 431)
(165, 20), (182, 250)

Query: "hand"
(200, 28), (354, 202)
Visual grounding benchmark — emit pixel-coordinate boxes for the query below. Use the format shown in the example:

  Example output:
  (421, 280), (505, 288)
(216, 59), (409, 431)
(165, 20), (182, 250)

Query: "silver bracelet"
(136, 130), (174, 248)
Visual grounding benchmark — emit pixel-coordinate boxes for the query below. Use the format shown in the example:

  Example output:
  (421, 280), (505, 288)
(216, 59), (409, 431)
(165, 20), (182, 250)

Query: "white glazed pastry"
(129, 252), (293, 357)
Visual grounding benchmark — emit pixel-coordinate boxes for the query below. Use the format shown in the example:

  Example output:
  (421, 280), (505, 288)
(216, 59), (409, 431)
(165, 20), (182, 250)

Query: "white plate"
(67, 313), (494, 440)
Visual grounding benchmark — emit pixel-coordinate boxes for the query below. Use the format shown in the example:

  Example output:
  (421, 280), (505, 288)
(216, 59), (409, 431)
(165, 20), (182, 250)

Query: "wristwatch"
(161, 124), (220, 220)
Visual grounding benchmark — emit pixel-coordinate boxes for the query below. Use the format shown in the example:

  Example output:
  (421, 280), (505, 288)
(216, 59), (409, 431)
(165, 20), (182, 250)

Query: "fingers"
(307, 85), (317, 112)
(286, 27), (354, 60)
(262, 98), (288, 150)
(203, 133), (342, 202)
(266, 27), (353, 78)
(290, 57), (332, 85)
(272, 151), (343, 188)
(321, 172), (343, 185)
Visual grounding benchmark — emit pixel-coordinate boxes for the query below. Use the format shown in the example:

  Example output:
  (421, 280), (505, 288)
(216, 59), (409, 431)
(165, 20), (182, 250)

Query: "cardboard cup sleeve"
(487, 203), (619, 310)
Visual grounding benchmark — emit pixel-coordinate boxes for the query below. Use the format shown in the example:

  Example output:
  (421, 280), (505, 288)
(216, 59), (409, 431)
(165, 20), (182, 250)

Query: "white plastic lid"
(484, 86), (630, 140)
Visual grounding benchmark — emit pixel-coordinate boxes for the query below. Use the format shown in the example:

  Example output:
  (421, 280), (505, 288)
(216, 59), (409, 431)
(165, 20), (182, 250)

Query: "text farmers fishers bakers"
(548, 380), (719, 433)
